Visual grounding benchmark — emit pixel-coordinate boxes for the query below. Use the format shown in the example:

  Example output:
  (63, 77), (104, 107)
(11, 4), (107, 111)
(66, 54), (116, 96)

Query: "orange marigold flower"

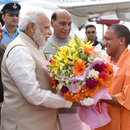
(50, 77), (57, 89)
(104, 76), (113, 88)
(85, 85), (101, 97)
(84, 46), (96, 55)
(64, 92), (73, 101)
(97, 77), (105, 87)
(105, 64), (114, 74)
(72, 60), (86, 76)
(80, 81), (103, 97)
(72, 94), (80, 102)
(78, 92), (86, 100)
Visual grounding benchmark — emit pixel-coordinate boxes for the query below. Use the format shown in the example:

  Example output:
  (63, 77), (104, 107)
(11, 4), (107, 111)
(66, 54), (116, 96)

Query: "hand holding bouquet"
(44, 35), (115, 107)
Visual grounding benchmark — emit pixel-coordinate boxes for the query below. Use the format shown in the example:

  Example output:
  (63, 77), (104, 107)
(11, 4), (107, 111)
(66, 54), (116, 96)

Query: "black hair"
(108, 24), (130, 46)
(0, 13), (4, 26)
(85, 24), (96, 31)
(51, 12), (56, 20)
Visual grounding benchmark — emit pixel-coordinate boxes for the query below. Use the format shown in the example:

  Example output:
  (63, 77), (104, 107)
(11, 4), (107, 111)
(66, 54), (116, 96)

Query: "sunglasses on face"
(86, 31), (96, 34)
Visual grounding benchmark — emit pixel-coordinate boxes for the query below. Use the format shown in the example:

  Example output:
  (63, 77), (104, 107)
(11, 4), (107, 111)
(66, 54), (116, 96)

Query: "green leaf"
(51, 43), (60, 51)
(46, 64), (56, 68)
(43, 52), (50, 54)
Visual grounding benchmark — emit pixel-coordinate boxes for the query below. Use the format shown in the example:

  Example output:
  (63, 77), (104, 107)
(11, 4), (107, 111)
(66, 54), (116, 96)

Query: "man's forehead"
(105, 29), (116, 37)
(87, 27), (95, 30)
(106, 29), (115, 34)
(57, 12), (71, 19)
(56, 16), (71, 23)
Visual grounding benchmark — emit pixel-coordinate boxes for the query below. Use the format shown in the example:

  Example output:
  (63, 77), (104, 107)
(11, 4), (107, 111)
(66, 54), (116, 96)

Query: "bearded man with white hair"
(0, 9), (83, 130)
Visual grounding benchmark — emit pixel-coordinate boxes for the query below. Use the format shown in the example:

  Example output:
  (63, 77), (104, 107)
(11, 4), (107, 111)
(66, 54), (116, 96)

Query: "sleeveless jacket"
(1, 32), (58, 130)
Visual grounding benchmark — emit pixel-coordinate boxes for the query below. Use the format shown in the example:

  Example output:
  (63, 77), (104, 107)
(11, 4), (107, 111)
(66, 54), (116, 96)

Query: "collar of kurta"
(19, 31), (39, 49)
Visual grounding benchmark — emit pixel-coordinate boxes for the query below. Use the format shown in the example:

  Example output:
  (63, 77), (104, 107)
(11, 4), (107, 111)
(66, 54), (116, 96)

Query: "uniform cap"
(1, 2), (21, 14)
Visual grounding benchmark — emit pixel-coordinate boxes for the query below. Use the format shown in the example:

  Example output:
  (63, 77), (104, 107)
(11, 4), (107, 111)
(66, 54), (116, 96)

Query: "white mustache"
(45, 35), (51, 41)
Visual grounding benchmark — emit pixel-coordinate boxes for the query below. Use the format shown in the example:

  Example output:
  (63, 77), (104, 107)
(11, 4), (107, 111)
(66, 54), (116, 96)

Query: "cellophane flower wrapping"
(43, 35), (118, 129)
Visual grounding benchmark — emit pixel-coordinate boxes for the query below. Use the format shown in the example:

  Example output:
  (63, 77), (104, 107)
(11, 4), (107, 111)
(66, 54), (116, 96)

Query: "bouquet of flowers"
(44, 35), (115, 106)
(43, 35), (119, 130)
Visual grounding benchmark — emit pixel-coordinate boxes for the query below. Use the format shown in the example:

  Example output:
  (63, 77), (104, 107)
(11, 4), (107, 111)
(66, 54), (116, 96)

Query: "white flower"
(83, 97), (94, 106)
(87, 69), (99, 79)
(94, 44), (108, 59)
(94, 44), (102, 51)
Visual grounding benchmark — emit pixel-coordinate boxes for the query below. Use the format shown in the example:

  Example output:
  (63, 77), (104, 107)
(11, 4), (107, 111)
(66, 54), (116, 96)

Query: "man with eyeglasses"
(0, 2), (21, 47)
(85, 24), (104, 49)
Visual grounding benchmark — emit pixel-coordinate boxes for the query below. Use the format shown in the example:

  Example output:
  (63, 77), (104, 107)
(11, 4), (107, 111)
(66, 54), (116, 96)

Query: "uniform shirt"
(6, 45), (72, 108)
(1, 25), (19, 45)
(93, 40), (104, 49)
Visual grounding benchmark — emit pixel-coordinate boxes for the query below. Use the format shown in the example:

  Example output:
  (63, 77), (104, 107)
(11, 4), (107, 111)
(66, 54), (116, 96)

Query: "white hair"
(19, 9), (46, 33)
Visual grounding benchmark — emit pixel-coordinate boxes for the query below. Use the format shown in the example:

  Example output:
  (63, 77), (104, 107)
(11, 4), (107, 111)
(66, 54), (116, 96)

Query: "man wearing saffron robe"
(96, 24), (130, 130)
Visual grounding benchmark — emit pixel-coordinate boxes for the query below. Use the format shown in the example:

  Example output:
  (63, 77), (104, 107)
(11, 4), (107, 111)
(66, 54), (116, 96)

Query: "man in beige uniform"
(1, 9), (83, 130)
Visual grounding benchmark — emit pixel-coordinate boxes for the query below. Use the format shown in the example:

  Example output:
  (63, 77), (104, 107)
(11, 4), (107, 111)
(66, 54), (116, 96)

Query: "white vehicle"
(18, 0), (130, 28)
(1, 0), (130, 42)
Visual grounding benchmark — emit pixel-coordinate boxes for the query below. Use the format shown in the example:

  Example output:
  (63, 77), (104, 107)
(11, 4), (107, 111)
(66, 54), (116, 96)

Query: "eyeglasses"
(86, 31), (96, 34)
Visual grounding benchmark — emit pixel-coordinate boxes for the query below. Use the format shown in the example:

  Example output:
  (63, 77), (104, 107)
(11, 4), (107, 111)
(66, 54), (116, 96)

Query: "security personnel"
(1, 2), (21, 46)
(85, 24), (104, 49)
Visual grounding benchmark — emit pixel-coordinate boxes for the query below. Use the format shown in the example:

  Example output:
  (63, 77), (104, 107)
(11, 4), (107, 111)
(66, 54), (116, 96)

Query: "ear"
(2, 15), (5, 21)
(119, 37), (125, 45)
(28, 22), (36, 33)
(27, 22), (36, 38)
(51, 19), (55, 27)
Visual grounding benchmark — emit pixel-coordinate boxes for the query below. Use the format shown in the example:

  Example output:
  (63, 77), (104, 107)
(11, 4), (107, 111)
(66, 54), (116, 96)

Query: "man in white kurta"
(1, 9), (73, 130)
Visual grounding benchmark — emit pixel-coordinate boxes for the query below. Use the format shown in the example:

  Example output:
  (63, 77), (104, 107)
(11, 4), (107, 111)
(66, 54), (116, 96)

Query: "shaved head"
(51, 9), (71, 21)
(51, 9), (72, 39)
(55, 9), (71, 18)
